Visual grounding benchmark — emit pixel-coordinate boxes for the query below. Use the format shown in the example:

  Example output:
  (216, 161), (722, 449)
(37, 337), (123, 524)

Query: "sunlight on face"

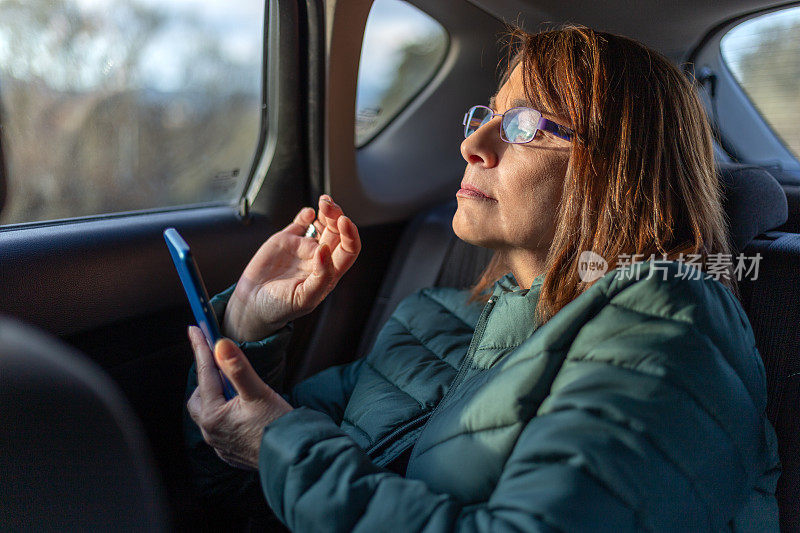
(454, 65), (571, 276)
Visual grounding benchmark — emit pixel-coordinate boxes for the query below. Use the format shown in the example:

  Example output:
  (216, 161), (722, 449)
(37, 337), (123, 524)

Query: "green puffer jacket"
(185, 260), (781, 531)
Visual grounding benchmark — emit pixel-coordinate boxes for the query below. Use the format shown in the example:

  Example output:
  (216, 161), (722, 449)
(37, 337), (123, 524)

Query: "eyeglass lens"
(464, 106), (492, 138)
(464, 106), (542, 144)
(502, 108), (541, 143)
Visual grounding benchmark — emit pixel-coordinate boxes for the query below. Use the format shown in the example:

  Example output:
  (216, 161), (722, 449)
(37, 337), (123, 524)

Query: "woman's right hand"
(222, 195), (361, 342)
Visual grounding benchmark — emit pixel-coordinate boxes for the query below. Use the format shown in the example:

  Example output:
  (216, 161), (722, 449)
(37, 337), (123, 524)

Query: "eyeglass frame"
(462, 105), (574, 143)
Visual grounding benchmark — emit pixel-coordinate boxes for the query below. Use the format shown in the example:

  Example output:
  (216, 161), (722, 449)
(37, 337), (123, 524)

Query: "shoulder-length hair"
(471, 25), (735, 322)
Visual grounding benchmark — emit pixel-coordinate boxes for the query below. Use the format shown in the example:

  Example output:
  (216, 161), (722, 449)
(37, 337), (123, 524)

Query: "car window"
(720, 6), (800, 159)
(0, 0), (264, 226)
(355, 0), (447, 147)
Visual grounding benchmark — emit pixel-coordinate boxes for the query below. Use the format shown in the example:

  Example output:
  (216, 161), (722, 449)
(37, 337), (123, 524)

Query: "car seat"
(0, 318), (168, 531)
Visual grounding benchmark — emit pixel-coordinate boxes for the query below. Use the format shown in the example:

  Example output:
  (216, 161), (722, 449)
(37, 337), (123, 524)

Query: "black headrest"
(718, 163), (788, 251)
(0, 318), (166, 531)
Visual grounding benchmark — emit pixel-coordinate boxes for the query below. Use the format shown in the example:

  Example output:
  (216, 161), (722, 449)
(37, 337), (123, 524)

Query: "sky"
(357, 0), (446, 108)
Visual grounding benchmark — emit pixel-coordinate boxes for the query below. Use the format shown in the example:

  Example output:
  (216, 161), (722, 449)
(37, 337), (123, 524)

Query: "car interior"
(0, 0), (798, 531)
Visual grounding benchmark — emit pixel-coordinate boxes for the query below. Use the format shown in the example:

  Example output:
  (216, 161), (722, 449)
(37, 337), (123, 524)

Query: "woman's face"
(453, 65), (571, 255)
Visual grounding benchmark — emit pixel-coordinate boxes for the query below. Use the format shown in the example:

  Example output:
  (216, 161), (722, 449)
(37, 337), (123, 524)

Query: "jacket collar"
(492, 272), (545, 299)
(471, 272), (545, 361)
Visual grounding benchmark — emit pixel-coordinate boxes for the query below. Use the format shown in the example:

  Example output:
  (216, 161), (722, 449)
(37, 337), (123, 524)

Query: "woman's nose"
(460, 119), (500, 168)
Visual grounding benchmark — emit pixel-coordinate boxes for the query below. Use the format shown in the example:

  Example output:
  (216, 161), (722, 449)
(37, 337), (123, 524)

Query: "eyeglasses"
(462, 105), (574, 143)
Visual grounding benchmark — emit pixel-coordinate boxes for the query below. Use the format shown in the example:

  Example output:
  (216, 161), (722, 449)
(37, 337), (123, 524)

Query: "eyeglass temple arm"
(539, 118), (573, 141)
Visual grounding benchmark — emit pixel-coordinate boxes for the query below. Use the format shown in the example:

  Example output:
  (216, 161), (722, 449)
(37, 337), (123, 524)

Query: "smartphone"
(164, 227), (237, 400)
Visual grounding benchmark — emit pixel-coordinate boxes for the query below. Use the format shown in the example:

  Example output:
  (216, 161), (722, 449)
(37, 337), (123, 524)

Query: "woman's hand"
(224, 195), (361, 341)
(186, 326), (292, 470)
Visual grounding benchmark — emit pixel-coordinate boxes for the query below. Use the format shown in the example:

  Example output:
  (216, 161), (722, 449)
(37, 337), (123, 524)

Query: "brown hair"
(471, 25), (735, 323)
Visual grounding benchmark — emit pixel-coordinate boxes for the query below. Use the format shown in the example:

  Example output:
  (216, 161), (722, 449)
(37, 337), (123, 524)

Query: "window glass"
(355, 0), (447, 147)
(721, 7), (800, 158)
(0, 0), (264, 225)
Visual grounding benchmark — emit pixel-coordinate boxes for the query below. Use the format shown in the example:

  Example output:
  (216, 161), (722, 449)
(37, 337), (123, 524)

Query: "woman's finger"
(283, 207), (316, 237)
(298, 243), (335, 306)
(312, 220), (325, 238)
(316, 195), (332, 228)
(318, 196), (343, 249)
(188, 326), (224, 403)
(187, 388), (202, 423)
(199, 426), (212, 444)
(213, 338), (270, 402)
(331, 215), (361, 272)
(318, 195), (342, 229)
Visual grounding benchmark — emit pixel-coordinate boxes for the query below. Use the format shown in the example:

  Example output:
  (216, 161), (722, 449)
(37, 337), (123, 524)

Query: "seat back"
(717, 164), (799, 531)
(739, 233), (800, 532)
(0, 318), (167, 531)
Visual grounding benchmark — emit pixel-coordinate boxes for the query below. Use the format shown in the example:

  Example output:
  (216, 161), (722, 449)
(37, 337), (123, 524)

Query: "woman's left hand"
(186, 326), (293, 470)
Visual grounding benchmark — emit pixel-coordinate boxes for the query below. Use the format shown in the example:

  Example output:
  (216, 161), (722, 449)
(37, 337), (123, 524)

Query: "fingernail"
(214, 338), (238, 361)
(320, 197), (333, 205)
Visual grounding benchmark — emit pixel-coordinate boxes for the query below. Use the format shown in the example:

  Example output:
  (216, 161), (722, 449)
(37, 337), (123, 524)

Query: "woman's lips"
(457, 184), (494, 200)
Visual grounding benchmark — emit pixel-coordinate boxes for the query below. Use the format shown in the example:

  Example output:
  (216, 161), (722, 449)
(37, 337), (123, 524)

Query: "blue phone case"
(164, 228), (237, 400)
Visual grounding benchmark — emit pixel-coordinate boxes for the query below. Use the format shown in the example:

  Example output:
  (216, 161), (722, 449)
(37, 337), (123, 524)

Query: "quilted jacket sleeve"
(255, 273), (781, 531)
(183, 285), (293, 509)
(184, 285), (365, 508)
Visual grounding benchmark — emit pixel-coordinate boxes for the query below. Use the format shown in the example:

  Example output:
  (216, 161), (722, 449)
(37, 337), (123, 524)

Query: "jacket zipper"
(441, 295), (497, 402)
(366, 411), (432, 458)
(403, 295), (497, 465)
(368, 296), (498, 464)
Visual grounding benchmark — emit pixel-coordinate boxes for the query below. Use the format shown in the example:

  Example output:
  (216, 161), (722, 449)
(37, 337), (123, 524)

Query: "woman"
(186, 26), (781, 531)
